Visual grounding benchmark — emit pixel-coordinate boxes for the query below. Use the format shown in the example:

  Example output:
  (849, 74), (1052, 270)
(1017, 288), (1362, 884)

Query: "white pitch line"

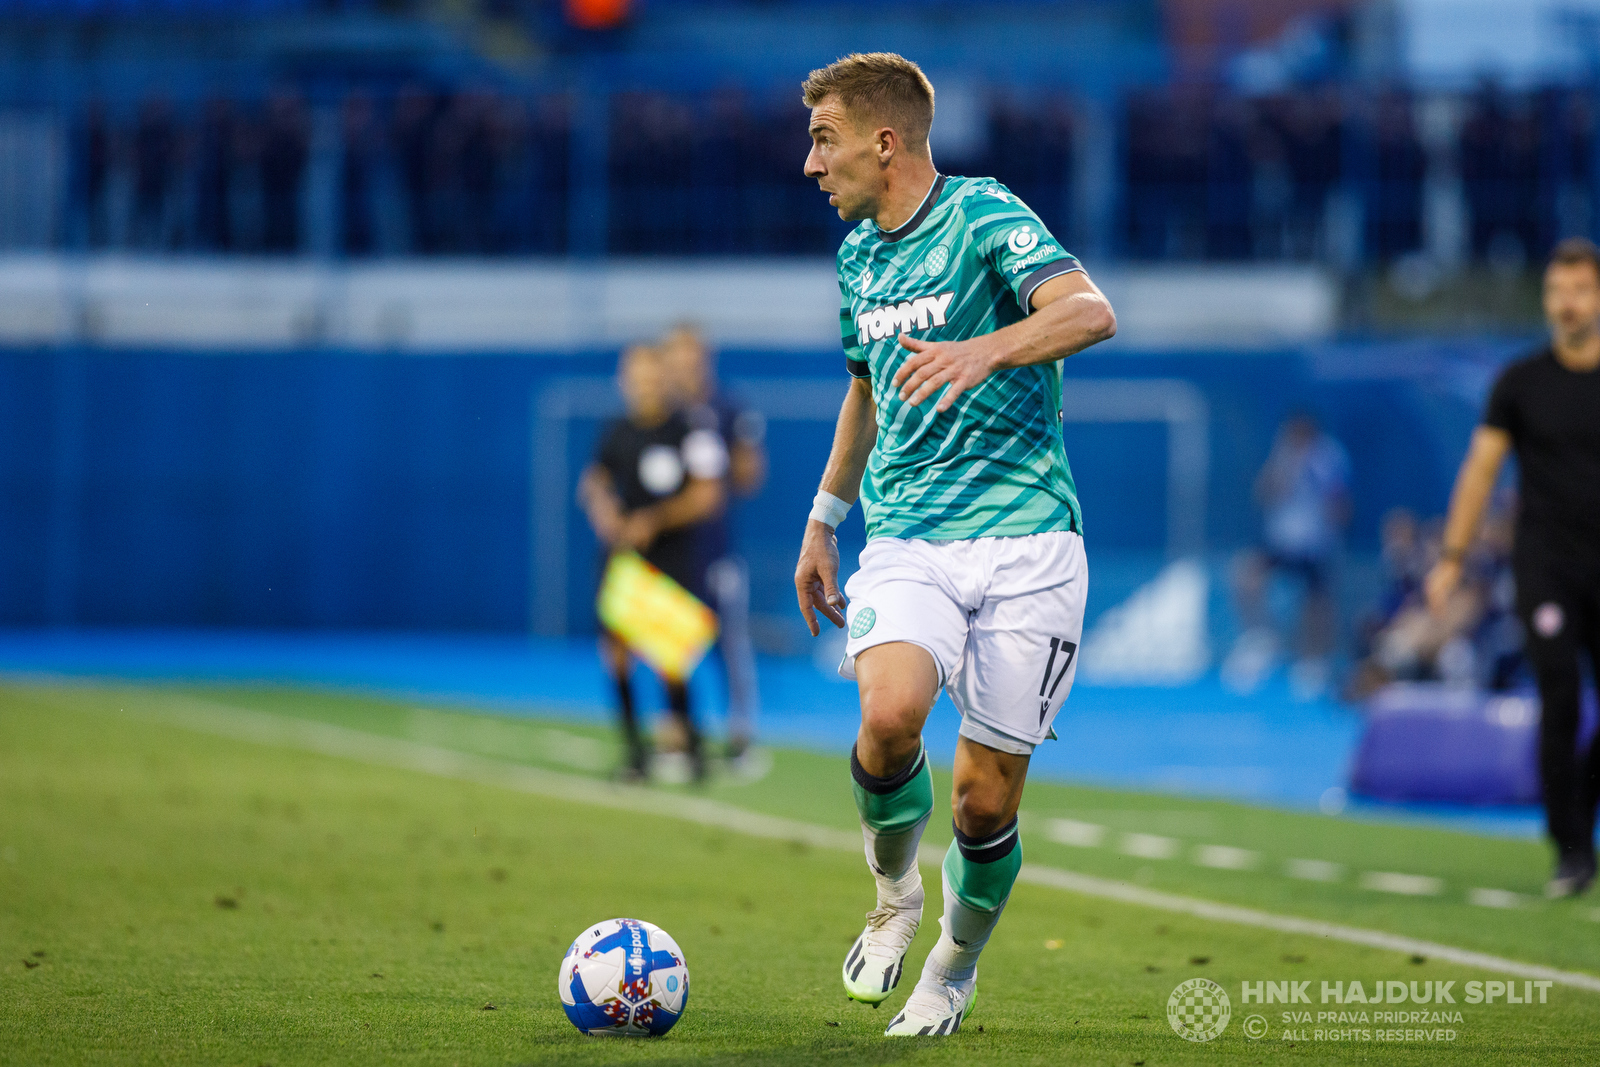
(113, 693), (1600, 996)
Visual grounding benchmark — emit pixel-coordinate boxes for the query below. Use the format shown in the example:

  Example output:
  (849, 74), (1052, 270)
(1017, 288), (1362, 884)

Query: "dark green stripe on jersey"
(835, 174), (1085, 542)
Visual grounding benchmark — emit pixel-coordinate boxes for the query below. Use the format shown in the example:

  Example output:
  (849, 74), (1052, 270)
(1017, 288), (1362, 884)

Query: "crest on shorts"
(850, 607), (877, 639)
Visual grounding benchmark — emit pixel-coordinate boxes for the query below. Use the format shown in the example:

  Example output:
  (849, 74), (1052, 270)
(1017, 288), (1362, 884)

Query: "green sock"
(850, 741), (933, 881)
(930, 816), (1022, 980)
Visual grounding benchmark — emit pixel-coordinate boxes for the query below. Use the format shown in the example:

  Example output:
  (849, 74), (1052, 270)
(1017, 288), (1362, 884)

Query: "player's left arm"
(892, 270), (1116, 412)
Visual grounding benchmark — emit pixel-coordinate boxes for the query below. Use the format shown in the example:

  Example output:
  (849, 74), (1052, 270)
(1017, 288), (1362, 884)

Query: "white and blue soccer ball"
(557, 917), (689, 1037)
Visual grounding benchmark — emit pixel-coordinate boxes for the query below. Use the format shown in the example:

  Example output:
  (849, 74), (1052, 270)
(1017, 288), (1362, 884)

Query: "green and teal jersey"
(838, 173), (1085, 542)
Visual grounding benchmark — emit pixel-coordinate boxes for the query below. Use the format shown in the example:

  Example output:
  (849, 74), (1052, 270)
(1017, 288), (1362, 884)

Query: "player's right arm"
(578, 463), (624, 548)
(795, 376), (876, 636)
(1425, 425), (1511, 616)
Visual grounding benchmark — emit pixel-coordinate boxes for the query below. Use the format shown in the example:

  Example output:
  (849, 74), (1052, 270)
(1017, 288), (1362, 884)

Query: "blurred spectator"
(1343, 505), (1520, 701)
(455, 90), (498, 253)
(661, 323), (766, 760)
(341, 92), (381, 257)
(1206, 98), (1253, 259)
(1350, 508), (1429, 664)
(1274, 89), (1342, 259)
(229, 107), (265, 251)
(393, 86), (436, 254)
(79, 100), (112, 249)
(1461, 84), (1543, 269)
(1223, 412), (1351, 699)
(1554, 91), (1595, 241)
(1366, 91), (1425, 263)
(195, 98), (236, 251)
(131, 97), (179, 250)
(988, 95), (1073, 244)
(261, 91), (308, 253)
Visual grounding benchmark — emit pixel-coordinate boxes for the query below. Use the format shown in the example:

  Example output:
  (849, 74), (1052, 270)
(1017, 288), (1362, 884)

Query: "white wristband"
(809, 490), (852, 529)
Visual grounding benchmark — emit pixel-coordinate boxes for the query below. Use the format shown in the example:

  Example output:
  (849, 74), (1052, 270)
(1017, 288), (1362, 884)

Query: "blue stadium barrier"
(0, 342), (1504, 635)
(1350, 683), (1598, 805)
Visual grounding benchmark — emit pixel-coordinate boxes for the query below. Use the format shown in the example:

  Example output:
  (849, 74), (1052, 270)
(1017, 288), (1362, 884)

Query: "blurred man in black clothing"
(580, 344), (727, 782)
(1429, 237), (1600, 898)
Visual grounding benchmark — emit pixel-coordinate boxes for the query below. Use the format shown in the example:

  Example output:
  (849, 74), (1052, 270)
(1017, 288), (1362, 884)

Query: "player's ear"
(875, 126), (896, 165)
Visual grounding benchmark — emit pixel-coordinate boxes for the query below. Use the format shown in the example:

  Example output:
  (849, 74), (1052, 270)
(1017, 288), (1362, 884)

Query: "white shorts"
(839, 530), (1088, 756)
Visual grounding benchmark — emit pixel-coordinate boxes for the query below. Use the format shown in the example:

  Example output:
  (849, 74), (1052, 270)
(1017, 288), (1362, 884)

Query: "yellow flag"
(597, 551), (719, 683)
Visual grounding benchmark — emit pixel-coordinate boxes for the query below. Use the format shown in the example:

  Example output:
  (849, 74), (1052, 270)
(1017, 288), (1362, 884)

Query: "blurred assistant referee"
(1428, 238), (1600, 899)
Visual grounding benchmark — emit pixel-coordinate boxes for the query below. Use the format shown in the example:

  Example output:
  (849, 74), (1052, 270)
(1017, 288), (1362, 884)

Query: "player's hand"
(1424, 558), (1461, 618)
(795, 519), (846, 636)
(619, 512), (658, 552)
(891, 333), (1001, 413)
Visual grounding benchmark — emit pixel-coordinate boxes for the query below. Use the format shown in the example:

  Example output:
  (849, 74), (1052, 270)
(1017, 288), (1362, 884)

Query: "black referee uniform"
(1484, 346), (1600, 869)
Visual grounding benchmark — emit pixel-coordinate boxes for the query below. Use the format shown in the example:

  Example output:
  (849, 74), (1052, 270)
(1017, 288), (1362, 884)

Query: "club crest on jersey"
(855, 291), (955, 342)
(1007, 226), (1040, 256)
(923, 245), (949, 277)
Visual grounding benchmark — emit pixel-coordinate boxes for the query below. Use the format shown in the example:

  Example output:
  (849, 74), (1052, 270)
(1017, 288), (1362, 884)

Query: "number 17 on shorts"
(1037, 637), (1077, 725)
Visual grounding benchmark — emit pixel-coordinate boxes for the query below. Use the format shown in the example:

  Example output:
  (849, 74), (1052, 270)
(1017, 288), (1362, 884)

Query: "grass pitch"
(3, 679), (1599, 1066)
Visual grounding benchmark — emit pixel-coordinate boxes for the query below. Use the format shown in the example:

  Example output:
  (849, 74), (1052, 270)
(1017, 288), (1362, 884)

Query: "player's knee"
(952, 782), (1013, 839)
(858, 690), (921, 745)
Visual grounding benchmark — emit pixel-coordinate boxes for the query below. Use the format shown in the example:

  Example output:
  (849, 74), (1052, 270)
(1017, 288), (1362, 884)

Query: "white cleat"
(842, 896), (921, 1005)
(884, 970), (977, 1036)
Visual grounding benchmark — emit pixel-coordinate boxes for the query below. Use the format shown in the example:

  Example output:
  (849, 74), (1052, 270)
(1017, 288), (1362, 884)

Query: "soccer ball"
(557, 917), (689, 1037)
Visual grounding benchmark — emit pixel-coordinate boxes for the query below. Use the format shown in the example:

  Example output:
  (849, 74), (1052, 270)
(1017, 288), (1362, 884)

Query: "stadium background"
(1, 0), (1594, 825)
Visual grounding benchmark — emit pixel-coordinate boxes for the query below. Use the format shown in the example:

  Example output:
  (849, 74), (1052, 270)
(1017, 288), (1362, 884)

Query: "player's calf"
(843, 740), (933, 1004)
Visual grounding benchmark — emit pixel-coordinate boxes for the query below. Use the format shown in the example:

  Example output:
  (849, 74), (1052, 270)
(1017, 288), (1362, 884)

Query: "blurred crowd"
(73, 87), (574, 255)
(62, 81), (1598, 265)
(1343, 501), (1523, 702)
(1220, 414), (1528, 704)
(1126, 83), (1596, 266)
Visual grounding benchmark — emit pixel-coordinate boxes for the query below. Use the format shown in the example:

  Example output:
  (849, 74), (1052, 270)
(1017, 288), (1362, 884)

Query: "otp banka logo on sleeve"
(1006, 225), (1039, 256)
(1005, 225), (1058, 274)
(855, 292), (955, 342)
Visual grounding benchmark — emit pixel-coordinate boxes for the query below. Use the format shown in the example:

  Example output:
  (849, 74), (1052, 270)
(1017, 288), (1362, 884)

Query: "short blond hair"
(801, 52), (935, 153)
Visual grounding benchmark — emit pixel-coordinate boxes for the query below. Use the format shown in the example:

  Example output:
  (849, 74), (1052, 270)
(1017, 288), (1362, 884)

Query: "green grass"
(3, 678), (1599, 1066)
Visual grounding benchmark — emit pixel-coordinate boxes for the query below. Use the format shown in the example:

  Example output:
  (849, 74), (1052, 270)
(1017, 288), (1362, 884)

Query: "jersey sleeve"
(1483, 362), (1522, 440)
(840, 277), (869, 378)
(965, 182), (1083, 313)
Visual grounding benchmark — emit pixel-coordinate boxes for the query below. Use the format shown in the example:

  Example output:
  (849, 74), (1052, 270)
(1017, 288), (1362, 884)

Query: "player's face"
(1543, 261), (1600, 345)
(805, 96), (880, 222)
(619, 348), (668, 422)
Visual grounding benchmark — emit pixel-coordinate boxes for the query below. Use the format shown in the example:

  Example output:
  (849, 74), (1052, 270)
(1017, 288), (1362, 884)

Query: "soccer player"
(580, 343), (728, 783)
(792, 53), (1116, 1035)
(1427, 237), (1600, 898)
